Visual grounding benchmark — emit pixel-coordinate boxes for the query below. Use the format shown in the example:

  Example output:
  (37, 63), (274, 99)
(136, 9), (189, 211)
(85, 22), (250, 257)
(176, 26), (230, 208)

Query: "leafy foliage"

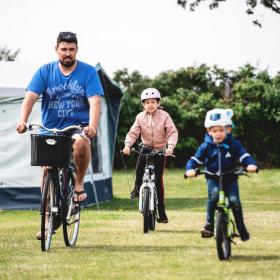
(114, 64), (280, 168)
(0, 46), (20, 61)
(177, 0), (280, 27)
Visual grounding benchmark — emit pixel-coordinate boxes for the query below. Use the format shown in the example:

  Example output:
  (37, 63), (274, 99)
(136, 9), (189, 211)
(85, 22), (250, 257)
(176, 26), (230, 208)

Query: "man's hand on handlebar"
(83, 126), (96, 139)
(16, 122), (27, 134)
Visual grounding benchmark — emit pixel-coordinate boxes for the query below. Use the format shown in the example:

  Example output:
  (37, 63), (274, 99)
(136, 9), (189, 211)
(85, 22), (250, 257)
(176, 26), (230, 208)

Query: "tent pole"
(89, 162), (99, 210)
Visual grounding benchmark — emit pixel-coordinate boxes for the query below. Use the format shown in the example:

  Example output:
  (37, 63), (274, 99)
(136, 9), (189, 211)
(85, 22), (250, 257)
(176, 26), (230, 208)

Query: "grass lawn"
(0, 169), (279, 280)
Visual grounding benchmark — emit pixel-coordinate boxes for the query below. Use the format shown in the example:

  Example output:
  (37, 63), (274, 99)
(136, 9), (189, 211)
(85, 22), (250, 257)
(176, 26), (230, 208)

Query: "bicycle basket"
(31, 134), (74, 167)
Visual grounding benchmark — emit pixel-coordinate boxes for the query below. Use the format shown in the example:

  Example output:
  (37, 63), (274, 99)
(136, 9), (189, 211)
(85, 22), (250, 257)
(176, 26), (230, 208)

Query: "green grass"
(0, 169), (279, 279)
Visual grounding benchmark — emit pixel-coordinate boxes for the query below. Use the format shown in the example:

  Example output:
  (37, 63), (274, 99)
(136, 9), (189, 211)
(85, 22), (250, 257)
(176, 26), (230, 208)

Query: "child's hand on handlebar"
(165, 148), (173, 156)
(123, 146), (131, 155)
(186, 169), (196, 177)
(247, 164), (258, 172)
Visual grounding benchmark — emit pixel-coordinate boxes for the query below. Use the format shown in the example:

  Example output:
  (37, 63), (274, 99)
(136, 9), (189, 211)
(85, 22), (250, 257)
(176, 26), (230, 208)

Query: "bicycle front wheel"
(216, 211), (231, 260)
(148, 194), (156, 231)
(62, 169), (80, 246)
(41, 173), (55, 251)
(149, 211), (156, 231)
(143, 187), (150, 234)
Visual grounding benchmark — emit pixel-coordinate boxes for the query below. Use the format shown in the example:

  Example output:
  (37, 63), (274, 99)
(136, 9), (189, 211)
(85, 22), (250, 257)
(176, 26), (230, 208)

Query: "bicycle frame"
(130, 148), (161, 214)
(216, 176), (236, 240)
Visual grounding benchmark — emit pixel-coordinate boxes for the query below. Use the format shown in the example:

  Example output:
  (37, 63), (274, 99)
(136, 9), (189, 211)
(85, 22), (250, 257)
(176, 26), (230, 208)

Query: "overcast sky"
(0, 0), (279, 77)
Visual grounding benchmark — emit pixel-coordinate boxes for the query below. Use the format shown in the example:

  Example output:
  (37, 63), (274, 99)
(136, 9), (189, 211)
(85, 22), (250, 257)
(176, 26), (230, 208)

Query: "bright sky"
(0, 0), (279, 77)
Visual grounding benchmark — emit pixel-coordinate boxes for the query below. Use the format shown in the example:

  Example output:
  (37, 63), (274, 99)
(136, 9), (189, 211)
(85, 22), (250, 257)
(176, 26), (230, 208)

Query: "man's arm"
(83, 95), (101, 138)
(16, 91), (39, 133)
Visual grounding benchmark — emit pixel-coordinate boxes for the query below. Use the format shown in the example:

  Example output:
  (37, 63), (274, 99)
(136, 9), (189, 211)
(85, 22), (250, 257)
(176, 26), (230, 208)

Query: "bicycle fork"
(139, 183), (156, 212)
(217, 190), (237, 243)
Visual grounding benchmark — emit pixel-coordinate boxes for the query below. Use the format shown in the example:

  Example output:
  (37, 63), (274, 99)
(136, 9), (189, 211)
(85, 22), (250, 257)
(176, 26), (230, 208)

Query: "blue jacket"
(186, 133), (257, 173)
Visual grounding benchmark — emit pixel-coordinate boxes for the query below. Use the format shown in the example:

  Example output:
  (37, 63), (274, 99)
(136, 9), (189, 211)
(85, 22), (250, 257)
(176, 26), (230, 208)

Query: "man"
(16, 31), (104, 203)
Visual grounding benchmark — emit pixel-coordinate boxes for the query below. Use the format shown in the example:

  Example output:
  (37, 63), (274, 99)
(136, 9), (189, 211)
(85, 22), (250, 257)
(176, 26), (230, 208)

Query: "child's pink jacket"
(124, 109), (178, 150)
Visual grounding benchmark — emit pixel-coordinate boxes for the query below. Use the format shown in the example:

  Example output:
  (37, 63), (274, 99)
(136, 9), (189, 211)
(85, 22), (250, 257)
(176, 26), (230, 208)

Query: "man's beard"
(59, 58), (76, 68)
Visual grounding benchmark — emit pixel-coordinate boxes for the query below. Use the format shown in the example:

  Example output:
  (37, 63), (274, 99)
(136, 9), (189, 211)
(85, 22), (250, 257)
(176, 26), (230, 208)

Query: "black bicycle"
(29, 123), (83, 251)
(185, 167), (248, 260)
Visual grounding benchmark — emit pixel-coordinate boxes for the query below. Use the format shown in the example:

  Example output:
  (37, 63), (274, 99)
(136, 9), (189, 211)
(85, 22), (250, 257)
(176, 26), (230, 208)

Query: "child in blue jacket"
(185, 109), (258, 241)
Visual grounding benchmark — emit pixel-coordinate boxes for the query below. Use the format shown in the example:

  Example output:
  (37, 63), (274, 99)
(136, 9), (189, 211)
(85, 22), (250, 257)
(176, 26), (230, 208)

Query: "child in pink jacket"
(123, 88), (178, 223)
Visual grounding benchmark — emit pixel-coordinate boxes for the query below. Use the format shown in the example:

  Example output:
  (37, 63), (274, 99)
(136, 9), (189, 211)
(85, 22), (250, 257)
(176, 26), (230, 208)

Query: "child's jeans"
(206, 178), (245, 226)
(134, 146), (166, 217)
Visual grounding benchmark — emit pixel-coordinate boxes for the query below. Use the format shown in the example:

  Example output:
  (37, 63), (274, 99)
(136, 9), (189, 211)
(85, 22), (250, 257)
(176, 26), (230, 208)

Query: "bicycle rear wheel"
(62, 169), (80, 246)
(41, 172), (55, 251)
(216, 211), (231, 260)
(143, 187), (150, 234)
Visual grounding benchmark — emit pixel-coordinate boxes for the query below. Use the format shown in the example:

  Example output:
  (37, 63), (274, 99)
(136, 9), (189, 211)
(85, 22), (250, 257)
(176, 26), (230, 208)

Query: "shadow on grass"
(85, 197), (206, 211)
(156, 229), (198, 234)
(73, 244), (201, 253)
(232, 255), (280, 262)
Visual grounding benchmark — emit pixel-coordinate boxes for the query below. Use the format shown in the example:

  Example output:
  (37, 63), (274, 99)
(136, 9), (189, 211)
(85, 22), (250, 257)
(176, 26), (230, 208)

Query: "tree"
(177, 0), (280, 27)
(113, 64), (280, 168)
(0, 46), (20, 61)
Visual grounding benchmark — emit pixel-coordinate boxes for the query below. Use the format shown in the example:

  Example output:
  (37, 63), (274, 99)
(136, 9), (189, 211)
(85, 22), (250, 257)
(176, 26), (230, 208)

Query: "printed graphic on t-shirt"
(46, 79), (86, 118)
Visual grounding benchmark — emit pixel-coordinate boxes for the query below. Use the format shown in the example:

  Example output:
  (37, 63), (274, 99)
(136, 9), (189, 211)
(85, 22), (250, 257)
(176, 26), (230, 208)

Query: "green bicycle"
(186, 167), (248, 260)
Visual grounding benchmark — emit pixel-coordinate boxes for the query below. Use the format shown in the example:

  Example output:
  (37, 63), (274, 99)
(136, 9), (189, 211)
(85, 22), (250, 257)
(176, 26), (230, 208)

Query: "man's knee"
(73, 137), (90, 154)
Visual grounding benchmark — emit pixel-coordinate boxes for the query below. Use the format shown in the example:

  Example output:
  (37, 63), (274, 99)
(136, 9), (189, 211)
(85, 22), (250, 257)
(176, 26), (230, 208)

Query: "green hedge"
(113, 64), (280, 168)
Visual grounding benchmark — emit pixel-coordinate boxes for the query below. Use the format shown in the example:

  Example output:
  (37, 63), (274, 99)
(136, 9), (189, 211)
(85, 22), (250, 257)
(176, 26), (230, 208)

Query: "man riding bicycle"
(16, 32), (104, 237)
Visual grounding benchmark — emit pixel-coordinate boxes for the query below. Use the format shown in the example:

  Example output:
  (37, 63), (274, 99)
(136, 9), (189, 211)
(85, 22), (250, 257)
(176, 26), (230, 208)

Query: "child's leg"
(226, 180), (249, 241)
(200, 179), (218, 236)
(226, 179), (244, 222)
(130, 147), (149, 198)
(134, 154), (146, 189)
(154, 153), (167, 221)
(206, 179), (219, 225)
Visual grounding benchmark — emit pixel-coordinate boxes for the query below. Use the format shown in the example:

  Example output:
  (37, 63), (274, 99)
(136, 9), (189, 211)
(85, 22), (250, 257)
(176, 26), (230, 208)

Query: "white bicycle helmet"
(141, 88), (161, 101)
(204, 108), (233, 128)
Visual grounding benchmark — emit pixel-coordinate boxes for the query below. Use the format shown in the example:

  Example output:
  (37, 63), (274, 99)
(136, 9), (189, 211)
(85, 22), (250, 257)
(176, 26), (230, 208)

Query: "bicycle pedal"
(231, 239), (237, 245)
(201, 232), (214, 238)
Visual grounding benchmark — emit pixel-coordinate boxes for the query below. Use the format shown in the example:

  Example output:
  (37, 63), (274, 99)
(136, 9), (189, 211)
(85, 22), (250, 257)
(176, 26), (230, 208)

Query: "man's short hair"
(57, 32), (78, 45)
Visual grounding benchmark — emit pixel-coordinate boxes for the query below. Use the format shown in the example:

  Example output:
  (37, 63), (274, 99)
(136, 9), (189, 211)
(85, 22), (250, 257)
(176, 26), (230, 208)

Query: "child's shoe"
(130, 186), (139, 199)
(200, 222), (214, 238)
(236, 222), (250, 241)
(157, 212), (168, 223)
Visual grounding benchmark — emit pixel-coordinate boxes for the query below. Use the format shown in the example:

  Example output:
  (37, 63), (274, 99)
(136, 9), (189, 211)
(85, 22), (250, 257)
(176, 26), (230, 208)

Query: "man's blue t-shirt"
(27, 60), (104, 129)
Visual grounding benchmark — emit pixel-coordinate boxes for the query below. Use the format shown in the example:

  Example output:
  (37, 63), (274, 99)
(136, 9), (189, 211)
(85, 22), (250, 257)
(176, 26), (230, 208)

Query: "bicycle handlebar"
(184, 167), (248, 179)
(131, 147), (175, 158)
(28, 123), (83, 134)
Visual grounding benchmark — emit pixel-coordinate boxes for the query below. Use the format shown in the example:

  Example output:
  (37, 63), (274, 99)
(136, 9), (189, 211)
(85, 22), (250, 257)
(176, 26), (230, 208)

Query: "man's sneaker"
(200, 222), (214, 238)
(157, 213), (168, 223)
(130, 187), (139, 199)
(236, 223), (250, 241)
